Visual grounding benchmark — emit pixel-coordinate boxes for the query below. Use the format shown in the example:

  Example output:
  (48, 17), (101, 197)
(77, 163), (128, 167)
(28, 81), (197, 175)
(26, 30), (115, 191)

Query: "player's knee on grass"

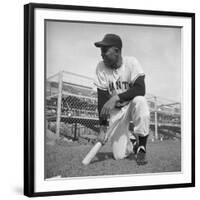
(113, 147), (132, 160)
(112, 144), (126, 160)
(112, 135), (131, 160)
(113, 152), (126, 160)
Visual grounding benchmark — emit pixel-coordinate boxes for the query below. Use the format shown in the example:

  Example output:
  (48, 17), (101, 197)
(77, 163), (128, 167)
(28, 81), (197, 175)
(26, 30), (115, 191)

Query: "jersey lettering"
(122, 81), (129, 89)
(116, 81), (122, 90)
(109, 82), (115, 91)
(109, 80), (129, 92)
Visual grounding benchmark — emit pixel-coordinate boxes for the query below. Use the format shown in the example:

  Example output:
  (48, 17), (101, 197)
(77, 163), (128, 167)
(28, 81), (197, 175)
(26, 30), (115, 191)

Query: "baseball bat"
(82, 142), (102, 165)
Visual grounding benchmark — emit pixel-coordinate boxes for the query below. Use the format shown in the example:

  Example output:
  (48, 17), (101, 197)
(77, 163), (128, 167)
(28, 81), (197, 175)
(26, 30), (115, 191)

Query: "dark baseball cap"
(94, 34), (122, 49)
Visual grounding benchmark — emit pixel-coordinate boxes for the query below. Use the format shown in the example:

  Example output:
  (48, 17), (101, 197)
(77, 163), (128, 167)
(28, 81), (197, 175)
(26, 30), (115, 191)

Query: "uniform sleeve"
(97, 88), (110, 126)
(118, 75), (145, 102)
(130, 57), (145, 84)
(93, 62), (108, 91)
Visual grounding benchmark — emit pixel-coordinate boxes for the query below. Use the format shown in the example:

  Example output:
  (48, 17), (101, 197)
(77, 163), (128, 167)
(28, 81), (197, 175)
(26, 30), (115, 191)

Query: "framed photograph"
(24, 3), (195, 197)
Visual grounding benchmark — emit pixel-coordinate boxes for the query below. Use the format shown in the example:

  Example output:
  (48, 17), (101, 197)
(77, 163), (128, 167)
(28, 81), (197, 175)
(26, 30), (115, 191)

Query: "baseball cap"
(94, 34), (122, 49)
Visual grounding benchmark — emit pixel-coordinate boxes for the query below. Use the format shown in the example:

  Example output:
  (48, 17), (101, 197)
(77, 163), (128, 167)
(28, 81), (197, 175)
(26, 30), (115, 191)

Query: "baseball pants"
(106, 96), (150, 160)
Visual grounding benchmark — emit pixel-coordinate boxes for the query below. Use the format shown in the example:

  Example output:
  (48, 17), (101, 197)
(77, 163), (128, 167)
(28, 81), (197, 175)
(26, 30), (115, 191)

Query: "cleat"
(136, 146), (148, 165)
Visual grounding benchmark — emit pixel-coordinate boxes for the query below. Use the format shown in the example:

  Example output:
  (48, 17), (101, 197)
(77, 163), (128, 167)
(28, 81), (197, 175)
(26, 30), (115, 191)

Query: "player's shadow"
(92, 152), (136, 164)
(92, 152), (114, 163)
(126, 153), (136, 161)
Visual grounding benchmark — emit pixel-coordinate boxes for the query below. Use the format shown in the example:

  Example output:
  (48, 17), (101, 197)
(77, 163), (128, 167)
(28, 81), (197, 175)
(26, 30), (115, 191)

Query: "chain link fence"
(46, 71), (181, 143)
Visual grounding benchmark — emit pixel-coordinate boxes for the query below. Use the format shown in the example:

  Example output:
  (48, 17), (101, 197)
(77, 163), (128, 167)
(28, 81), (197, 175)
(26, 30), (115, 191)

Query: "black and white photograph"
(45, 21), (182, 178)
(24, 3), (195, 197)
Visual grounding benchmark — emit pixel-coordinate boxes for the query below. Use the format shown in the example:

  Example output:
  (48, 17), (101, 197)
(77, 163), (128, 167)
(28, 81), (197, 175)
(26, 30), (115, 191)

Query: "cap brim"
(94, 41), (111, 47)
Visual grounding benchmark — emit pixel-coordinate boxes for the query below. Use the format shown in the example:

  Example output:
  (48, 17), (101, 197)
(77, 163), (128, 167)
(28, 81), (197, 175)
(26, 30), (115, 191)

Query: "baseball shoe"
(136, 146), (148, 165)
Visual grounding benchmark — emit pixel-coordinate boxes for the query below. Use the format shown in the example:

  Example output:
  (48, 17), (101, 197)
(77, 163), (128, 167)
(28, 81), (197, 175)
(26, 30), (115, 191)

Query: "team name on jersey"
(109, 80), (130, 92)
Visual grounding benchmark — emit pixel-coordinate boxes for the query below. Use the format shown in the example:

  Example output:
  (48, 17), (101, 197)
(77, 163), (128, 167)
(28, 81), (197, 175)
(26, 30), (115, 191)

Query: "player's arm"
(98, 89), (120, 119)
(97, 88), (110, 125)
(97, 89), (111, 144)
(118, 75), (145, 102)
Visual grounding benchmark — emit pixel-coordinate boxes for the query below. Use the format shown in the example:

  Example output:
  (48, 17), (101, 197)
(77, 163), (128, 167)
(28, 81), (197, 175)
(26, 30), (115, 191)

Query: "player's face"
(101, 46), (119, 69)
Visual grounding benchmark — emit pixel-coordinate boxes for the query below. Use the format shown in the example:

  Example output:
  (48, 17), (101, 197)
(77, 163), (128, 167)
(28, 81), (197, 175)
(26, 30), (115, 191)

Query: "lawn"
(45, 130), (181, 179)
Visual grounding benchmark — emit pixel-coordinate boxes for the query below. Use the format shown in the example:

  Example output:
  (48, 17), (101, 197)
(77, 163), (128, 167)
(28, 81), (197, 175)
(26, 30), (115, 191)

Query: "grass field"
(45, 129), (181, 179)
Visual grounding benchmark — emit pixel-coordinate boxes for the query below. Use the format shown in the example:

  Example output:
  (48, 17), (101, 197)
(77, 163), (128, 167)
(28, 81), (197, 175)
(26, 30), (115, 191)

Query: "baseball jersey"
(94, 56), (145, 96)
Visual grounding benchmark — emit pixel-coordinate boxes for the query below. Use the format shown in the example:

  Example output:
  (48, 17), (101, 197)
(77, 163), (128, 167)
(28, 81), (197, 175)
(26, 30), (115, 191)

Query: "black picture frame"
(24, 3), (195, 197)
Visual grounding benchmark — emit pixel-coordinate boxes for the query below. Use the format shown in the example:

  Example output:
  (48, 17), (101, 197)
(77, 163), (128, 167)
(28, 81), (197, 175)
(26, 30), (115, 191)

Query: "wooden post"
(154, 96), (158, 140)
(56, 71), (63, 138)
(74, 123), (77, 141)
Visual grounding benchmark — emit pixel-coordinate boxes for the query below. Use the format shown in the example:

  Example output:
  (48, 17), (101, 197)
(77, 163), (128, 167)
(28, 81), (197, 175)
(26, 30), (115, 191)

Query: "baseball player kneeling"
(94, 33), (150, 165)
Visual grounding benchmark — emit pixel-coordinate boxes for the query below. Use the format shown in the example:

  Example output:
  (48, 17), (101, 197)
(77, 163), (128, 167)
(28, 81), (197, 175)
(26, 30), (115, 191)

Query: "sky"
(46, 20), (181, 102)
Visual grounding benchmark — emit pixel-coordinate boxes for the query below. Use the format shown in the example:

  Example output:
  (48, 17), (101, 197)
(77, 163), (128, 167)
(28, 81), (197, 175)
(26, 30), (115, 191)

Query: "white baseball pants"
(106, 96), (150, 160)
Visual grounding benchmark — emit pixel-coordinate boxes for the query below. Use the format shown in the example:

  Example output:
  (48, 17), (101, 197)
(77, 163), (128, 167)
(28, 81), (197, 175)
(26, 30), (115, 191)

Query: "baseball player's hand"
(100, 95), (120, 119)
(97, 125), (108, 145)
(115, 100), (129, 108)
